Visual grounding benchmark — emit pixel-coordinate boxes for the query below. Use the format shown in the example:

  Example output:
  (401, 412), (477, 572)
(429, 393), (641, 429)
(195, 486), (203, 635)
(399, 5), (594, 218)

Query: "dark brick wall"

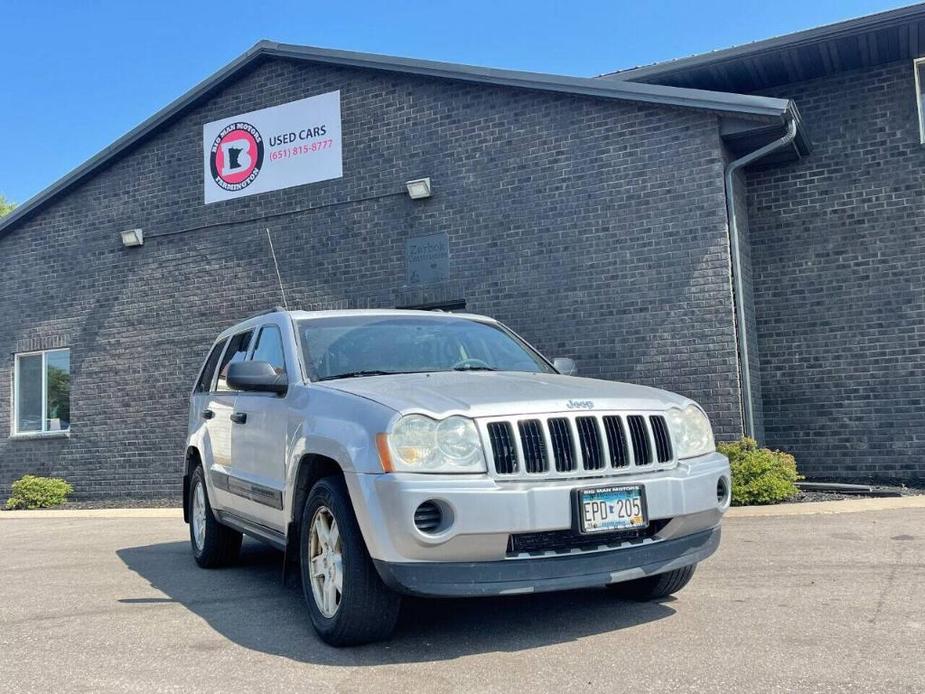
(747, 60), (925, 480)
(0, 56), (742, 499)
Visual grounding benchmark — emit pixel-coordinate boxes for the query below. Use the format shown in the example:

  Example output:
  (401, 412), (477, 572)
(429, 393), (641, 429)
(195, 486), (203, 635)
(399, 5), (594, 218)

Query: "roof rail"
(242, 305), (288, 322)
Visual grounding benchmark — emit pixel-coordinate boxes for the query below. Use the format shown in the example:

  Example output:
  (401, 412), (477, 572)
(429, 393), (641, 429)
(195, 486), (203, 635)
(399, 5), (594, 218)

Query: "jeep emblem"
(566, 400), (594, 410)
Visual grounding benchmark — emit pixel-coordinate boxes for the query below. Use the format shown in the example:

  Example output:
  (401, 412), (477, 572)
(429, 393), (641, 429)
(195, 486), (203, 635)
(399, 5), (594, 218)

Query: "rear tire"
(188, 465), (242, 568)
(299, 476), (401, 646)
(612, 564), (697, 600)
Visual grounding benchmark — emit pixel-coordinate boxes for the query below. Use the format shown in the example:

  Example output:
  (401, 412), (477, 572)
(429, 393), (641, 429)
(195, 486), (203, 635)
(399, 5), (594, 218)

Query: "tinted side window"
(251, 325), (286, 374)
(195, 339), (227, 393)
(216, 330), (254, 392)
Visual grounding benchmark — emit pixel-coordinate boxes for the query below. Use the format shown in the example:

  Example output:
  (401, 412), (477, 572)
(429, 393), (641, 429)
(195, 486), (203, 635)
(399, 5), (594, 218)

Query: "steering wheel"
(452, 358), (492, 370)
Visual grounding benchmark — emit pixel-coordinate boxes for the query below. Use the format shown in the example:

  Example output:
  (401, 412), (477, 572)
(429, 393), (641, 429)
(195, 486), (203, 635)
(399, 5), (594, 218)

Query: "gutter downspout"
(724, 115), (798, 440)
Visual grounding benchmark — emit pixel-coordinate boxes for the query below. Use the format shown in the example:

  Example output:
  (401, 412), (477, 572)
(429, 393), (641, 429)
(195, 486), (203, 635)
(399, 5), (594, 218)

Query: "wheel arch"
(182, 446), (202, 524)
(286, 453), (346, 557)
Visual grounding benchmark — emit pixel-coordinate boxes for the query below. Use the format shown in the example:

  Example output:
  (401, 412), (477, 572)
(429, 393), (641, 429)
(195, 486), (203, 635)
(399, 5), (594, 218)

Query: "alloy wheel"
(308, 506), (343, 618)
(191, 482), (207, 551)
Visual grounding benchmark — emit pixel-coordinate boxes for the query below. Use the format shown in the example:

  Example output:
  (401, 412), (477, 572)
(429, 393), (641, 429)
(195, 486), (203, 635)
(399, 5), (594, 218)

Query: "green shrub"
(718, 437), (801, 506)
(4, 475), (73, 510)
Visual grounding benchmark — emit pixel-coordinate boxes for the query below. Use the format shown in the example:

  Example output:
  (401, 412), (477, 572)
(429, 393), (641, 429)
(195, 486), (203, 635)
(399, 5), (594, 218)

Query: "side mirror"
(553, 357), (577, 376)
(227, 361), (288, 394)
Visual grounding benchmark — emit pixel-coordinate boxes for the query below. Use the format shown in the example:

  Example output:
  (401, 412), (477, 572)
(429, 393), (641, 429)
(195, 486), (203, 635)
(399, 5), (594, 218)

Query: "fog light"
(717, 477), (730, 505)
(414, 500), (443, 534)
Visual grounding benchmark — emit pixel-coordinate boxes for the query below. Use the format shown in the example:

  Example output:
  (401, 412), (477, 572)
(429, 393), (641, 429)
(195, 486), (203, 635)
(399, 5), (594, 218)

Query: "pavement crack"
(867, 546), (905, 625)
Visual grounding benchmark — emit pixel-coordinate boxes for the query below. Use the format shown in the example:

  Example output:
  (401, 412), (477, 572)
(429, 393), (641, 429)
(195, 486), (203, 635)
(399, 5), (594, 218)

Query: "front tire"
(612, 564), (697, 600)
(299, 477), (401, 646)
(188, 465), (242, 568)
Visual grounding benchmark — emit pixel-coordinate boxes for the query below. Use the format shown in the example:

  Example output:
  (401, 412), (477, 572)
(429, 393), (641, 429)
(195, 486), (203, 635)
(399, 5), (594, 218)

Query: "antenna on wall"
(265, 227), (290, 311)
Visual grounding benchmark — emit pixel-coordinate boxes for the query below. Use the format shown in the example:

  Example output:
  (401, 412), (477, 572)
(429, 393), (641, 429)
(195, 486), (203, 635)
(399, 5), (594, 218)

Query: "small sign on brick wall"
(406, 233), (450, 285)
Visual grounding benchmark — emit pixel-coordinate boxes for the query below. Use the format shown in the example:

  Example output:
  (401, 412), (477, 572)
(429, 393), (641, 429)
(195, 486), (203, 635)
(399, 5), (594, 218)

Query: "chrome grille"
(626, 415), (652, 465)
(517, 419), (548, 473)
(602, 415), (629, 468)
(481, 412), (676, 479)
(650, 415), (673, 463)
(486, 421), (517, 474)
(576, 417), (605, 470)
(548, 418), (576, 472)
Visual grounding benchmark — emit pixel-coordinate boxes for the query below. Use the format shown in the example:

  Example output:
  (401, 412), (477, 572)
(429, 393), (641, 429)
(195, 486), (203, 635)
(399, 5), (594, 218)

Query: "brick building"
(2, 6), (923, 499)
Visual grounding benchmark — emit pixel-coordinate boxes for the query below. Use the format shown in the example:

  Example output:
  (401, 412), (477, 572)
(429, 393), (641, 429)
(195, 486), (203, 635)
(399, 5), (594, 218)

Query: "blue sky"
(0, 0), (910, 204)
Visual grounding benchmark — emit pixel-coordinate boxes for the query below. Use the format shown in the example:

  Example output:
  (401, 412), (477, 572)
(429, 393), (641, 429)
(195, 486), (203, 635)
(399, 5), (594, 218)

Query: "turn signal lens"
(375, 433), (393, 472)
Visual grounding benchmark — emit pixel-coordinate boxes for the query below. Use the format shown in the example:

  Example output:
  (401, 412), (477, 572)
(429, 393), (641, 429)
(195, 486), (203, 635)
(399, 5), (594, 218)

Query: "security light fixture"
(120, 228), (144, 247)
(405, 177), (432, 199)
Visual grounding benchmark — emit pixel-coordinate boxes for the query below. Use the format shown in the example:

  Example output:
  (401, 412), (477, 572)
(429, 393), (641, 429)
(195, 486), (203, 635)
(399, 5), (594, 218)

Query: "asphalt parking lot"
(1, 504), (923, 693)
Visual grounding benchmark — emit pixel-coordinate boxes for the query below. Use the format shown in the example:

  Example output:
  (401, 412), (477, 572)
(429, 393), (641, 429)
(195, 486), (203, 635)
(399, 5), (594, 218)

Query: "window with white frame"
(915, 58), (925, 143)
(13, 349), (71, 434)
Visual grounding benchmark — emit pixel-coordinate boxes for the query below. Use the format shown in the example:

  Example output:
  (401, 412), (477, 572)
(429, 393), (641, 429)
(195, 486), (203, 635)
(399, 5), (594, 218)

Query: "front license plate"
(578, 485), (647, 534)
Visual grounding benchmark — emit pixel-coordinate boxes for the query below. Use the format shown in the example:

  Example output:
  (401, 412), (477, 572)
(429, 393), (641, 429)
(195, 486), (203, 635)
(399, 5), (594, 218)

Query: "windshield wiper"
(452, 365), (498, 372)
(317, 370), (402, 381)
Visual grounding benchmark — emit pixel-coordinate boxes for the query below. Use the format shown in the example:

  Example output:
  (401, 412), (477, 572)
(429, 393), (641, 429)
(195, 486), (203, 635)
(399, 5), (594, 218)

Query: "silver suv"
(184, 309), (730, 645)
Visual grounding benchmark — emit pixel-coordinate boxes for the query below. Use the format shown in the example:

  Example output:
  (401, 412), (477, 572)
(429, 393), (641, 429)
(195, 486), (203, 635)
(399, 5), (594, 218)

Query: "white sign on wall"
(202, 90), (343, 204)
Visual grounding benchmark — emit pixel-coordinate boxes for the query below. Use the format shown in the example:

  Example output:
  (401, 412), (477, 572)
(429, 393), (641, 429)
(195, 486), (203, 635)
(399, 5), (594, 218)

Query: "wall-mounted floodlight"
(120, 228), (144, 247)
(405, 177), (432, 199)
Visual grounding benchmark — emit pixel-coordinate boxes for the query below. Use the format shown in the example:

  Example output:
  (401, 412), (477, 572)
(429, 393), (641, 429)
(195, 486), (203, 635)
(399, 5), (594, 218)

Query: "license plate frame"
(574, 484), (648, 535)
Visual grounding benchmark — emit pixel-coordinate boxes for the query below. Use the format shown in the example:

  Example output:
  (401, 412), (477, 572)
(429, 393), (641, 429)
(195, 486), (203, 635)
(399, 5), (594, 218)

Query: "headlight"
(385, 414), (486, 473)
(666, 405), (715, 459)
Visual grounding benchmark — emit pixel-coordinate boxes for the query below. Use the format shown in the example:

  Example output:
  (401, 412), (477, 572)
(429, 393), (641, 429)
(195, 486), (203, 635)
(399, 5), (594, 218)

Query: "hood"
(317, 370), (690, 418)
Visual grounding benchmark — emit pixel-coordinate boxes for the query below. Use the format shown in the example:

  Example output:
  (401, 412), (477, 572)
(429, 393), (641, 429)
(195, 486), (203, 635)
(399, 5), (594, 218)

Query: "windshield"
(297, 315), (555, 381)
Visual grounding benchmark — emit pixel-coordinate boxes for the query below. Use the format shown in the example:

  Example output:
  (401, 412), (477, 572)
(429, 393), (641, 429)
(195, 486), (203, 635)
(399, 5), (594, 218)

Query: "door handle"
(201, 409), (215, 420)
(230, 412), (247, 424)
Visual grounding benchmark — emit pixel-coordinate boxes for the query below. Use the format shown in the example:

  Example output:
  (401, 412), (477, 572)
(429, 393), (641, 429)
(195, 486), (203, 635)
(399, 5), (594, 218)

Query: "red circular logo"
(209, 122), (264, 191)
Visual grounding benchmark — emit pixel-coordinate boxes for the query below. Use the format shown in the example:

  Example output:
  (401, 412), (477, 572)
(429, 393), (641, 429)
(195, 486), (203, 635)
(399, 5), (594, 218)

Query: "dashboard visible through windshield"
(297, 315), (554, 381)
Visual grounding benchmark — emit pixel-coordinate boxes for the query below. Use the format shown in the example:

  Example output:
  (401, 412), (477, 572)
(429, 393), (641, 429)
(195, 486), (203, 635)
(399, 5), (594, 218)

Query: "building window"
(915, 58), (925, 143)
(13, 349), (71, 435)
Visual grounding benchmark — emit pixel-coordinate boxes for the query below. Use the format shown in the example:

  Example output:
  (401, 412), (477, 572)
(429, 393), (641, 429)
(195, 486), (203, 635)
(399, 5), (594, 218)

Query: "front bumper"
(346, 451), (730, 564)
(375, 526), (720, 597)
